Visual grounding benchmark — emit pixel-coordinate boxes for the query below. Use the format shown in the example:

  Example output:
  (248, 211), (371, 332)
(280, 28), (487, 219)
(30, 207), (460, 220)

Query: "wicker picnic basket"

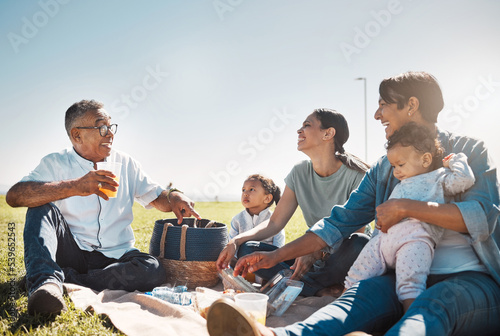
(149, 218), (228, 289)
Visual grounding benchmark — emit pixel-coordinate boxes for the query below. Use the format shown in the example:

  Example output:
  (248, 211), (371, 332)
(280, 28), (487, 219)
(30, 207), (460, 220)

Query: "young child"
(344, 122), (475, 311)
(229, 174), (285, 248)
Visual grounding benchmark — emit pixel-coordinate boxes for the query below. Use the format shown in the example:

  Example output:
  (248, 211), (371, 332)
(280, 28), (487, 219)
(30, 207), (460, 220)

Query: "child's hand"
(442, 153), (454, 168)
(216, 241), (238, 271)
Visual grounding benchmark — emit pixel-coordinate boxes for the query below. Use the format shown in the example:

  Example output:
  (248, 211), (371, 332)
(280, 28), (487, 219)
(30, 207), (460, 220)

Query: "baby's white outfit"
(345, 153), (475, 301)
(229, 208), (286, 247)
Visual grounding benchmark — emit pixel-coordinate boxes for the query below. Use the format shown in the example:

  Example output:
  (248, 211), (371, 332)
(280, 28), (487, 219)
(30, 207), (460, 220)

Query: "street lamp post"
(355, 77), (368, 162)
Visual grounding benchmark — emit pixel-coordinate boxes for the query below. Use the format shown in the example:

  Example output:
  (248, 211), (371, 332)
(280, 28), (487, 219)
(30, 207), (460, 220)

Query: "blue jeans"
(23, 203), (166, 295)
(237, 233), (369, 296)
(273, 271), (500, 336)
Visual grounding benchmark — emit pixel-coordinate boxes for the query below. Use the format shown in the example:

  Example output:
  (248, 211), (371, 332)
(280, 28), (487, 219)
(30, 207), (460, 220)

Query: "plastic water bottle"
(148, 286), (192, 306)
(151, 286), (172, 301)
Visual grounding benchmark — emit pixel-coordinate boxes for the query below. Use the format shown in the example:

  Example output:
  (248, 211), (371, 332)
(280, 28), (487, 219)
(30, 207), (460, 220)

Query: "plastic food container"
(219, 267), (304, 317)
(266, 277), (304, 316)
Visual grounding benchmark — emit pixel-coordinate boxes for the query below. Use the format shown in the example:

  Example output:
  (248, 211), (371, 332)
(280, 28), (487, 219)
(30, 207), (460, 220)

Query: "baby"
(344, 122), (475, 311)
(229, 174), (285, 247)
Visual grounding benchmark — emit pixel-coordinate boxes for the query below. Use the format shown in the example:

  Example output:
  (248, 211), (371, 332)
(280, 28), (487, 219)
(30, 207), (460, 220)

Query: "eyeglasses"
(76, 124), (118, 137)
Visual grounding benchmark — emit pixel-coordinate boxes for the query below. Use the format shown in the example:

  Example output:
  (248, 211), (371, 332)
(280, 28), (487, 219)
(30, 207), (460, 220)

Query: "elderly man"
(6, 99), (200, 315)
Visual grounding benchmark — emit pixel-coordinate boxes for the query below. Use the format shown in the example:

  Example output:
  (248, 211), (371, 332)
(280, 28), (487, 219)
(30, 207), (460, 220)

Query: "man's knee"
(146, 257), (166, 287)
(25, 203), (64, 232)
(26, 203), (56, 222)
(124, 251), (166, 288)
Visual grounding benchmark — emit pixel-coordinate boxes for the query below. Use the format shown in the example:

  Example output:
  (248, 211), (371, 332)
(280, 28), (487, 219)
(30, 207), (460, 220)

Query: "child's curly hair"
(386, 122), (444, 171)
(246, 174), (281, 207)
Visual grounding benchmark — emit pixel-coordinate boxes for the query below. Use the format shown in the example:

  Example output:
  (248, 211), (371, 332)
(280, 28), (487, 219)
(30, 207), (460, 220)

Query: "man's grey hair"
(64, 99), (104, 136)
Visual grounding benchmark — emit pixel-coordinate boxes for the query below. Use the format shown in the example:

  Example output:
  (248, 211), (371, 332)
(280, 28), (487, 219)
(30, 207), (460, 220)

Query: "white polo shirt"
(21, 148), (164, 259)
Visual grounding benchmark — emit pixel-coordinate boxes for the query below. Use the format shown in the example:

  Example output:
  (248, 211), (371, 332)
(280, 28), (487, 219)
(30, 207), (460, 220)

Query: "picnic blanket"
(64, 282), (337, 336)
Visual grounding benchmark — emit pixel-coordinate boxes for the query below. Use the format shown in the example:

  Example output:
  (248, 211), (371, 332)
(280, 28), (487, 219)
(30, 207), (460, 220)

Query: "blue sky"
(1, 0), (499, 201)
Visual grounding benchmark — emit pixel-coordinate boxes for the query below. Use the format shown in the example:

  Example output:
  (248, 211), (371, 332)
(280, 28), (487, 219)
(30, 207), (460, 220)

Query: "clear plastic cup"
(234, 293), (268, 325)
(96, 161), (121, 198)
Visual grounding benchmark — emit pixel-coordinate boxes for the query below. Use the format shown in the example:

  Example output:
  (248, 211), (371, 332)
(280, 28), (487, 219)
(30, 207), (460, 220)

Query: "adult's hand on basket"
(233, 251), (279, 278)
(216, 240), (237, 271)
(168, 191), (201, 224)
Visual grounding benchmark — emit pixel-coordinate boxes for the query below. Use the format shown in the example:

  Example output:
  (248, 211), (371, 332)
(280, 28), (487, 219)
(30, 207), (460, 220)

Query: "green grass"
(0, 195), (307, 335)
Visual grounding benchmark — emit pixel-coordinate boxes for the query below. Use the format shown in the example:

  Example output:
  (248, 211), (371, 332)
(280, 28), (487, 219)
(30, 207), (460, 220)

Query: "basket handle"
(179, 224), (189, 261)
(159, 223), (174, 257)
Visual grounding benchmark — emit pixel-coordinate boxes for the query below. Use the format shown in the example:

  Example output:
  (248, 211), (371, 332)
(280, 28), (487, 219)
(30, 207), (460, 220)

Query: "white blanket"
(64, 283), (336, 336)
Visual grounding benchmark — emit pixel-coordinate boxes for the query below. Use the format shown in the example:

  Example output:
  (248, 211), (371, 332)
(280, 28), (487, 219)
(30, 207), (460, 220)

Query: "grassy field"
(0, 195), (307, 335)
